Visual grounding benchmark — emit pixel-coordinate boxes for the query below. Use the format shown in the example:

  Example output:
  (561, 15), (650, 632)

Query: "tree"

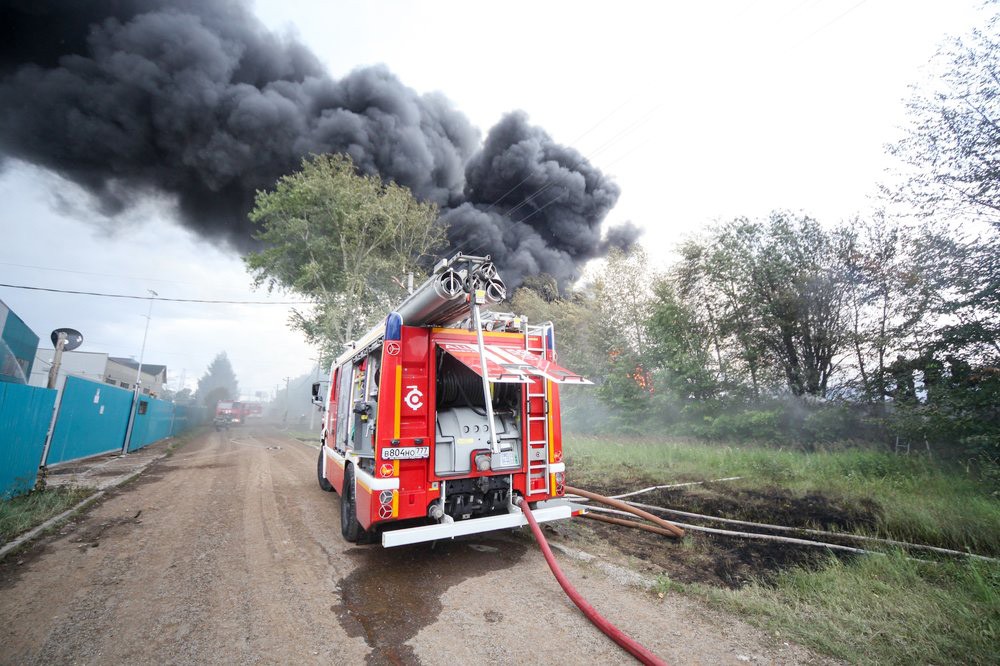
(914, 227), (1000, 360)
(645, 277), (720, 402)
(196, 352), (239, 407)
(888, 5), (1000, 228)
(839, 213), (932, 401)
(245, 154), (443, 354)
(676, 213), (852, 398)
(588, 248), (659, 423)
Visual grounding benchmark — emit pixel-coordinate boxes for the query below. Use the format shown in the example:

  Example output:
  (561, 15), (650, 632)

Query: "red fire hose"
(515, 497), (668, 666)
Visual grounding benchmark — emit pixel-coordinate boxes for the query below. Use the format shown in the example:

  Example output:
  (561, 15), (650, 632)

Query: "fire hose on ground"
(514, 496), (669, 666)
(565, 485), (685, 538)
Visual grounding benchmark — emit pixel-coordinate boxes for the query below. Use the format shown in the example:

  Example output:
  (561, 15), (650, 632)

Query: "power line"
(481, 97), (638, 214)
(0, 283), (313, 304)
(0, 260), (200, 286)
(796, 0), (869, 44)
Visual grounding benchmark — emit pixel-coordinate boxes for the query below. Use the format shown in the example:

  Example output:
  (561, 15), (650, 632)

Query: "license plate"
(382, 446), (430, 460)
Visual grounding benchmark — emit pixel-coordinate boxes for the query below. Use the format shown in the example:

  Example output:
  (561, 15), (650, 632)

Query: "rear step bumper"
(381, 500), (581, 547)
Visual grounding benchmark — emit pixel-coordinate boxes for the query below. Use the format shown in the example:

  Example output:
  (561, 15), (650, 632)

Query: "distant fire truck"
(214, 400), (247, 429)
(314, 254), (590, 546)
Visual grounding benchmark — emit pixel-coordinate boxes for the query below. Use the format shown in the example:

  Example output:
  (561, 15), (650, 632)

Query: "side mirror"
(311, 381), (321, 398)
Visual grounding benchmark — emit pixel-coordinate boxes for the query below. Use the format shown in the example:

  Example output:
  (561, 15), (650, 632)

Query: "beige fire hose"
(565, 485), (685, 538)
(582, 512), (682, 538)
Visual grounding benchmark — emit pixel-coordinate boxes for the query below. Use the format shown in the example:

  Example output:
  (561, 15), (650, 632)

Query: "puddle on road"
(333, 535), (527, 665)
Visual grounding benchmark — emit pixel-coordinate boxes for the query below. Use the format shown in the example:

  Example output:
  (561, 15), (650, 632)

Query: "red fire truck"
(214, 400), (247, 429)
(315, 254), (590, 546)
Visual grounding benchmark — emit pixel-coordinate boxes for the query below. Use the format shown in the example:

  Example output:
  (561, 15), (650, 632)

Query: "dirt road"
(0, 428), (827, 665)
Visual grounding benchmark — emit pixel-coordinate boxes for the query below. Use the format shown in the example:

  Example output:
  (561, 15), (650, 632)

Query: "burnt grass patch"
(558, 479), (883, 589)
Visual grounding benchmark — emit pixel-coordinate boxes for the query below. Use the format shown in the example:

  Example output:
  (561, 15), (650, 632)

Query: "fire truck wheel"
(317, 449), (334, 493)
(340, 465), (365, 543)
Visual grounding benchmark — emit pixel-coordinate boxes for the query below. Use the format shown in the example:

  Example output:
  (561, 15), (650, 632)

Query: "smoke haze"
(0, 0), (636, 287)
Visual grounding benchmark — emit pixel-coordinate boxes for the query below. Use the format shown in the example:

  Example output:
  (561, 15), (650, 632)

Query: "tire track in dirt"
(0, 427), (836, 665)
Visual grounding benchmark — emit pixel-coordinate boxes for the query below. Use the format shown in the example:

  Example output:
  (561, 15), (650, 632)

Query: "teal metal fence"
(0, 383), (56, 498)
(127, 396), (175, 451)
(46, 376), (133, 465)
(1, 375), (207, 497)
(168, 404), (206, 436)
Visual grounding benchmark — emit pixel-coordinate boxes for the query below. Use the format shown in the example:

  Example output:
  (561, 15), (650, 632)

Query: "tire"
(317, 448), (334, 493)
(340, 465), (364, 543)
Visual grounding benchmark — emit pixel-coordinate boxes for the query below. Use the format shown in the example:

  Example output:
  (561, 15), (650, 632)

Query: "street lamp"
(123, 289), (158, 455)
(135, 289), (158, 389)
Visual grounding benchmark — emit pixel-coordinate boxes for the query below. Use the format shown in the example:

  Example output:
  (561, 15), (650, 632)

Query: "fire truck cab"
(316, 254), (590, 546)
(214, 400), (245, 429)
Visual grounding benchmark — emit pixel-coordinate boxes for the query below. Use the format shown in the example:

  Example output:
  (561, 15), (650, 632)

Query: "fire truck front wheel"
(340, 465), (366, 543)
(317, 449), (334, 493)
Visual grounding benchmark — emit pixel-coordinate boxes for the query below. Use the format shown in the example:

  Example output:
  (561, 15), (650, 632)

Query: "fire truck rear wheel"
(317, 449), (334, 493)
(340, 464), (366, 543)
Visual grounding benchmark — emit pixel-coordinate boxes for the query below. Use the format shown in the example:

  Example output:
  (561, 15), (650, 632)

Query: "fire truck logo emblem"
(386, 341), (400, 356)
(404, 385), (423, 410)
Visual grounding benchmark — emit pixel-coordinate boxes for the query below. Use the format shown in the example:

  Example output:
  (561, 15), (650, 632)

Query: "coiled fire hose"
(514, 496), (668, 666)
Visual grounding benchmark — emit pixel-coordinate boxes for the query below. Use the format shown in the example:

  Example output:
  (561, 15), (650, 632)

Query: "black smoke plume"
(0, 0), (637, 287)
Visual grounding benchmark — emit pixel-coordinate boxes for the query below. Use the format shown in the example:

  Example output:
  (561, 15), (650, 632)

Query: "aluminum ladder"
(524, 320), (553, 495)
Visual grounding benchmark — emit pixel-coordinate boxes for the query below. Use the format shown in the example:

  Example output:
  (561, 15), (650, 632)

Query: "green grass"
(565, 435), (1000, 555)
(566, 435), (1000, 664)
(690, 553), (1000, 665)
(0, 486), (95, 544)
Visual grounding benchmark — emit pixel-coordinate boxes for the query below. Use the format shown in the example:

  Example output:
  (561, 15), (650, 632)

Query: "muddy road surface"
(0, 428), (827, 665)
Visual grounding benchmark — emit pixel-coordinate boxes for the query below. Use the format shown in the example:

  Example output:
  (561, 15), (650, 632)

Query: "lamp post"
(122, 289), (157, 454)
(135, 289), (158, 389)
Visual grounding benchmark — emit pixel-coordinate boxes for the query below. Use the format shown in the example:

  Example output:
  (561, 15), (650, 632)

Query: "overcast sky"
(0, 0), (985, 397)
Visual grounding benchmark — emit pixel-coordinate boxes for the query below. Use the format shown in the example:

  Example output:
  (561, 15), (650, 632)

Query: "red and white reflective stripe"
(486, 346), (592, 385)
(438, 342), (592, 385)
(438, 342), (531, 383)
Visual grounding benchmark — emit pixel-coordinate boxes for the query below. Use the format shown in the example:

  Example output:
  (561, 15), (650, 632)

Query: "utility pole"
(123, 289), (157, 454)
(135, 289), (158, 389)
(309, 361), (320, 431)
(283, 376), (290, 427)
(46, 332), (68, 389)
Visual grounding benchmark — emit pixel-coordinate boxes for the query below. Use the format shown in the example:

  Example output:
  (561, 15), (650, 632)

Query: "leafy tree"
(677, 213), (852, 397)
(508, 282), (608, 432)
(645, 277), (720, 402)
(915, 228), (1000, 361)
(245, 154), (443, 353)
(587, 248), (659, 426)
(508, 280), (603, 380)
(196, 352), (239, 407)
(675, 231), (769, 396)
(888, 4), (1000, 228)
(839, 214), (932, 401)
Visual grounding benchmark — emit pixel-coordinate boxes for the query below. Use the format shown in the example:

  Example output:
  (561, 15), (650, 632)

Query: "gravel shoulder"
(0, 427), (833, 665)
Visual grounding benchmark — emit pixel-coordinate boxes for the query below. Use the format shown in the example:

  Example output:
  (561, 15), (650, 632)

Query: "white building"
(29, 352), (167, 399)
(29, 349), (110, 398)
(105, 357), (167, 397)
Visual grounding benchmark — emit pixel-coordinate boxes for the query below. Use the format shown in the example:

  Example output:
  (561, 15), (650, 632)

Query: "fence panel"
(0, 383), (56, 498)
(47, 376), (133, 465)
(128, 396), (175, 451)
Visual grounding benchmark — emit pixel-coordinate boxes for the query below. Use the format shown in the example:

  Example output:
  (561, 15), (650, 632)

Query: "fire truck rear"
(315, 254), (590, 546)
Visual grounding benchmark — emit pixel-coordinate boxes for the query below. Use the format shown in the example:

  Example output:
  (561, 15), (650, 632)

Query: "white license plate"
(382, 446), (430, 460)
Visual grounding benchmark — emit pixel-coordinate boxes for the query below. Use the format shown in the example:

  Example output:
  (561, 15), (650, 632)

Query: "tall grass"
(692, 553), (1000, 665)
(565, 435), (1000, 554)
(0, 486), (94, 545)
